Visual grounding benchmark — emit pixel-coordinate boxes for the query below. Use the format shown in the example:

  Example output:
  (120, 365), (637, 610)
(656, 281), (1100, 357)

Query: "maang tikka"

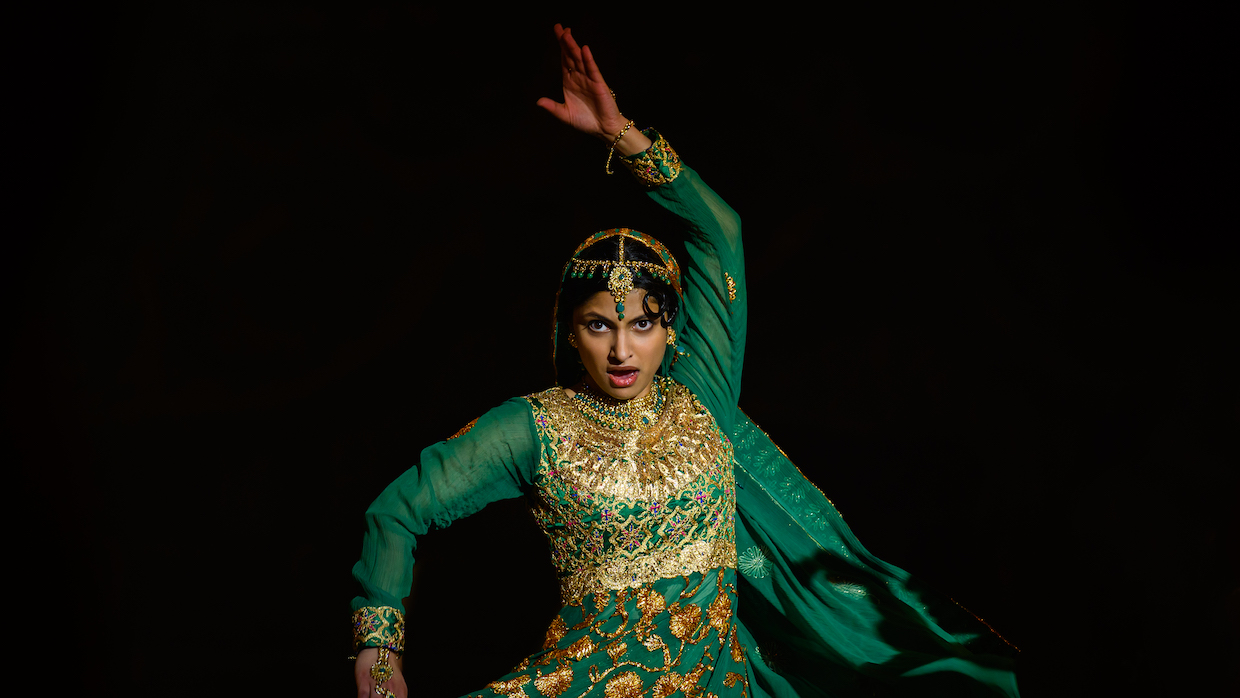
(567, 229), (681, 322)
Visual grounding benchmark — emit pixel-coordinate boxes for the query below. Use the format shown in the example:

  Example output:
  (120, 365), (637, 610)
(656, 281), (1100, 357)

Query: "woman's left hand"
(537, 24), (644, 151)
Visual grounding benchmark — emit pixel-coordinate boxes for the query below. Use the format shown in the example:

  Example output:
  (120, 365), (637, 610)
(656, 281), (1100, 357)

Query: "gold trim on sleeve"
(620, 129), (683, 187)
(351, 606), (406, 654)
(448, 417), (479, 440)
(724, 272), (737, 303)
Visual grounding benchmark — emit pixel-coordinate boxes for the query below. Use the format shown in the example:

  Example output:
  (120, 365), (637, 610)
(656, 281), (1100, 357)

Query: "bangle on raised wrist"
(605, 120), (636, 175)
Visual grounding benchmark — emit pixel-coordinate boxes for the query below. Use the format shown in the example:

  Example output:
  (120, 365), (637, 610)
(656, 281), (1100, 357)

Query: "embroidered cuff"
(351, 606), (406, 654)
(621, 128), (683, 186)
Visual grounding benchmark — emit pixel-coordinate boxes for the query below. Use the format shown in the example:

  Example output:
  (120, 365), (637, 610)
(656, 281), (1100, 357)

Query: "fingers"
(582, 44), (606, 83)
(558, 25), (585, 74)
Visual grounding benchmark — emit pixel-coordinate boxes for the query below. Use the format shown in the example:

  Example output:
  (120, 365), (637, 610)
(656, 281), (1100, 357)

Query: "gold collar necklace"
(572, 376), (666, 431)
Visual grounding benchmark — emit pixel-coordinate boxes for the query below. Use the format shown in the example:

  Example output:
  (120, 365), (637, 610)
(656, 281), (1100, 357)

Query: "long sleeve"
(622, 131), (746, 435)
(350, 397), (539, 652)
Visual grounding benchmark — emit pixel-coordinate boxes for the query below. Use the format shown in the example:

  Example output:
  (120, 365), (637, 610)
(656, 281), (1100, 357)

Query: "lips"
(607, 367), (639, 388)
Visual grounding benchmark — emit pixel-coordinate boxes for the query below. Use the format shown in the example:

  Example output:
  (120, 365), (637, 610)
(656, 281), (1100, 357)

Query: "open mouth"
(607, 368), (639, 388)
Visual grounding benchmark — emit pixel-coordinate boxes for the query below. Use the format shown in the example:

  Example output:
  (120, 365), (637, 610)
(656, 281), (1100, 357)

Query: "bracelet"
(371, 647), (397, 698)
(605, 120), (635, 175)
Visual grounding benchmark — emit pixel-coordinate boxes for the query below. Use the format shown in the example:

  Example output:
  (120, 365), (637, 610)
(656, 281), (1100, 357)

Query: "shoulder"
(662, 377), (712, 417)
(445, 396), (544, 441)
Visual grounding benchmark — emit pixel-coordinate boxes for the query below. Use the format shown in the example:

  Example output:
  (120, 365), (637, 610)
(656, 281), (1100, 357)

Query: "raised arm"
(351, 398), (539, 697)
(537, 24), (746, 430)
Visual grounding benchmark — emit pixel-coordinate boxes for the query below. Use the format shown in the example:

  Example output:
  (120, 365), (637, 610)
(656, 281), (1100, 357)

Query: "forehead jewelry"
(608, 237), (634, 319)
(567, 230), (680, 323)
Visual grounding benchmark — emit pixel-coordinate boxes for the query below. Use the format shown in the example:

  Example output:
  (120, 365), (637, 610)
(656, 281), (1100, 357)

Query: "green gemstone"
(618, 312), (625, 319)
(616, 303), (625, 312)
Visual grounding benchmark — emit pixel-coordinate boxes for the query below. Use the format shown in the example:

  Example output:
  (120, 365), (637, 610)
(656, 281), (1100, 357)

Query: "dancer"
(351, 24), (1020, 698)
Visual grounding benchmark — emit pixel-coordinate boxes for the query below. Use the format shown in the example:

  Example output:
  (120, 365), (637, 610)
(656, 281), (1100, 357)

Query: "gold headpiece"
(565, 228), (682, 319)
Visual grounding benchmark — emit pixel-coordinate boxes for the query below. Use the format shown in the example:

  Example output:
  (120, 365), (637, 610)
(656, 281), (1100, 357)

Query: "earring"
(567, 332), (579, 348)
(666, 328), (677, 346)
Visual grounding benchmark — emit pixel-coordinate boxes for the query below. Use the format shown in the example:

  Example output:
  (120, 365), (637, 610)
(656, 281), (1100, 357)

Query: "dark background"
(7, 5), (1236, 697)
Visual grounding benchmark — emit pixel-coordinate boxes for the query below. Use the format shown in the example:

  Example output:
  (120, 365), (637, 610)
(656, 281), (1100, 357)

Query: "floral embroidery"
(351, 606), (405, 653)
(737, 546), (773, 579)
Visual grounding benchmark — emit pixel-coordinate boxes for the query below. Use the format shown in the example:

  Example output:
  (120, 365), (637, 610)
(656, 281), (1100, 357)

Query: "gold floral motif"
(350, 606), (405, 653)
(543, 615), (568, 649)
(724, 272), (737, 303)
(621, 129), (683, 186)
(604, 671), (645, 698)
(669, 604), (703, 640)
(652, 672), (684, 698)
(486, 676), (531, 698)
(706, 587), (732, 643)
(728, 627), (745, 663)
(525, 378), (738, 604)
(534, 665), (574, 698)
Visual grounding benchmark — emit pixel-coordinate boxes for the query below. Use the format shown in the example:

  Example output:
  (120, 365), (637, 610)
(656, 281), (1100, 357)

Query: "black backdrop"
(9, 6), (1236, 697)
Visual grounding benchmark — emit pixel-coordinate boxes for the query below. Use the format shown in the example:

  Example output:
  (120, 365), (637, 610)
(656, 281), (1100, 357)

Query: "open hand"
(536, 24), (628, 142)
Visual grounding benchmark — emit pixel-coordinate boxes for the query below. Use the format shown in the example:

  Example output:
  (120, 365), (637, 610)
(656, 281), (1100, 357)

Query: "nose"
(609, 328), (631, 364)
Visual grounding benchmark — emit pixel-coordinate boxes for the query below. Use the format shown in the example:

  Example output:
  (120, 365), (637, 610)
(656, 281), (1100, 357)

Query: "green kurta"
(351, 131), (1020, 697)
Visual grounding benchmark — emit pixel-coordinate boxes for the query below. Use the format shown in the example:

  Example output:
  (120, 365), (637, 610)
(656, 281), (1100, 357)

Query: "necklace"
(572, 376), (666, 431)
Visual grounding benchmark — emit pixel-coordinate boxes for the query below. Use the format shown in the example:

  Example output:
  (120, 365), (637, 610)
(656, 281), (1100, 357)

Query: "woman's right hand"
(354, 647), (407, 698)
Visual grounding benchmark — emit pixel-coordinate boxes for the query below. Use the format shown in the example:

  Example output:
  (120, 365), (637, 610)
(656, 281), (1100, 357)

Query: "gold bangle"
(605, 120), (635, 175)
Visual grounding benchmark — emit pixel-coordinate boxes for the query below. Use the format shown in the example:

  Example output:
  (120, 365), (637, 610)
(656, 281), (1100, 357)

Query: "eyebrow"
(580, 311), (657, 324)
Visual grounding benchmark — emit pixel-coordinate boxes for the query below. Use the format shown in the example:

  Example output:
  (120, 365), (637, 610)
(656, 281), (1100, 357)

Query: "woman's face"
(570, 288), (668, 400)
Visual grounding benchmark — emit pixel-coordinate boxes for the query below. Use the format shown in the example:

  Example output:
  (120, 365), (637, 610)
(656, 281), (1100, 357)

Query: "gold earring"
(567, 332), (579, 348)
(666, 328), (676, 346)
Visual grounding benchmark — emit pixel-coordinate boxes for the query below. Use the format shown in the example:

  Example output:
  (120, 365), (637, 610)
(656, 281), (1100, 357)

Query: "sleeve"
(349, 397), (540, 653)
(621, 130), (747, 432)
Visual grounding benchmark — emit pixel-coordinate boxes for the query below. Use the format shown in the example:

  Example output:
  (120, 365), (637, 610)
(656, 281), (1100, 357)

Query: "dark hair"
(555, 235), (681, 384)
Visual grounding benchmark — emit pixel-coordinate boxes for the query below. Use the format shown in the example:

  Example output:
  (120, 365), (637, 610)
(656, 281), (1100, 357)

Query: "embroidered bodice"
(525, 377), (737, 604)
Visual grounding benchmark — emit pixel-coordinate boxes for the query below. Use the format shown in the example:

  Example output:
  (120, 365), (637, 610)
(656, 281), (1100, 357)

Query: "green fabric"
(350, 138), (1019, 696)
(350, 397), (539, 613)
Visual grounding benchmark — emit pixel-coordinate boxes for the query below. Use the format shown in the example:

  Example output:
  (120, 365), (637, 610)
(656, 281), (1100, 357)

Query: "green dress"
(351, 132), (1021, 697)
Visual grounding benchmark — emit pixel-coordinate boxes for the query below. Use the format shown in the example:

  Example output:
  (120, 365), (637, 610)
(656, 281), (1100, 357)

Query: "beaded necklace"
(571, 376), (666, 431)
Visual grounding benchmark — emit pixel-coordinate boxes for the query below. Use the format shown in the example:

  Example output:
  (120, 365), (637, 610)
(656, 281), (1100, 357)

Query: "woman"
(351, 24), (1020, 698)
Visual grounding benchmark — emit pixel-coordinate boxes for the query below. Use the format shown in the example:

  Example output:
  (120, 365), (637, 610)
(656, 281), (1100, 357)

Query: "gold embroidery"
(534, 665), (574, 698)
(487, 675), (531, 698)
(670, 604), (702, 640)
(525, 377), (738, 604)
(724, 272), (737, 303)
(448, 417), (479, 440)
(621, 129), (683, 186)
(350, 606), (405, 653)
(728, 627), (745, 663)
(604, 671), (645, 698)
(543, 615), (568, 649)
(652, 673), (684, 698)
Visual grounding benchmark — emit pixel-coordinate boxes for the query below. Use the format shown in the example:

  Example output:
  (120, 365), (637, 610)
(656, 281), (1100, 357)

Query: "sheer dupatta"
(729, 412), (1020, 697)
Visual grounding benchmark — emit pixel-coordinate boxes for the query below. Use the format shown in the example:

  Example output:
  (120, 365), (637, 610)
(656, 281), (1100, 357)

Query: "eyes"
(586, 317), (657, 333)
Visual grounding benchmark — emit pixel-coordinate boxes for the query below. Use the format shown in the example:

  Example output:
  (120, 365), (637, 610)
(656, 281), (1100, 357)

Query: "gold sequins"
(350, 606), (405, 654)
(620, 129), (683, 187)
(670, 604), (703, 640)
(724, 272), (737, 303)
(447, 417), (479, 440)
(604, 671), (645, 698)
(525, 378), (738, 604)
(534, 665), (574, 698)
(543, 615), (568, 649)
